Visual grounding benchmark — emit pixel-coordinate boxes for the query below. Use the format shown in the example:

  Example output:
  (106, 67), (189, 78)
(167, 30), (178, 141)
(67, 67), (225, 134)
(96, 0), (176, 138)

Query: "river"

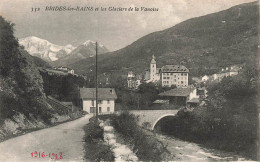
(156, 134), (249, 161)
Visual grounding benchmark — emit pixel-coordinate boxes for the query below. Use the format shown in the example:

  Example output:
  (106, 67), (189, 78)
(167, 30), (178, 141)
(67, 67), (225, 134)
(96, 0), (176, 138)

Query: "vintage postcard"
(0, 0), (259, 161)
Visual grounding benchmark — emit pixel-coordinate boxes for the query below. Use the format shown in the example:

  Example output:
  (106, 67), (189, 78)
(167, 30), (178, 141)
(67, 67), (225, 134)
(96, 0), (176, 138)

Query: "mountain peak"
(83, 40), (96, 45)
(82, 40), (105, 48)
(19, 36), (75, 62)
(20, 36), (50, 43)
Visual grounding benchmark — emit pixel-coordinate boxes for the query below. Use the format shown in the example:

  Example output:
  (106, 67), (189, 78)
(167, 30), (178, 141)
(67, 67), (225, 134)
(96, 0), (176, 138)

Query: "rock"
(114, 156), (124, 162)
(110, 143), (122, 149)
(102, 121), (138, 161)
(113, 145), (133, 157)
(99, 122), (104, 127)
(104, 126), (114, 132)
(104, 133), (115, 140)
(108, 138), (116, 145)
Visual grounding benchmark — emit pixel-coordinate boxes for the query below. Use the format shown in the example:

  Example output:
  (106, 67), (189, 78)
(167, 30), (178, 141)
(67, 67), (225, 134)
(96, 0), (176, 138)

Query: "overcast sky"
(0, 0), (256, 51)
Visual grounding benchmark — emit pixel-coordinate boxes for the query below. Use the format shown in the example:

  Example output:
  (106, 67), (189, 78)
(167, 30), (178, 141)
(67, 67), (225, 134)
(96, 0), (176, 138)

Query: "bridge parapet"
(129, 110), (178, 130)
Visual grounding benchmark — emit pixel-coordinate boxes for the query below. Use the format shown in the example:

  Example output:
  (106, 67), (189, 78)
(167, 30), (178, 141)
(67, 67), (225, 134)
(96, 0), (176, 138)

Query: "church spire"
(151, 54), (156, 64)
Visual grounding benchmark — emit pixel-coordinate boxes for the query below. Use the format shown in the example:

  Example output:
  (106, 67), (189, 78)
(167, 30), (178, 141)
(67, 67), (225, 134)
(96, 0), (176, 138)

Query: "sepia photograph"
(0, 0), (259, 161)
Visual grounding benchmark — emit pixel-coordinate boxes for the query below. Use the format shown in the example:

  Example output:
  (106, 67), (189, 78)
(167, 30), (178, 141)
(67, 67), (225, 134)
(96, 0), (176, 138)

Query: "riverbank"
(156, 134), (248, 161)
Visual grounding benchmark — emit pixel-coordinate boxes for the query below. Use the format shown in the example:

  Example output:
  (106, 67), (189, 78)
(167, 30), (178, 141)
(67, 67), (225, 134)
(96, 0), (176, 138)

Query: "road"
(0, 114), (92, 162)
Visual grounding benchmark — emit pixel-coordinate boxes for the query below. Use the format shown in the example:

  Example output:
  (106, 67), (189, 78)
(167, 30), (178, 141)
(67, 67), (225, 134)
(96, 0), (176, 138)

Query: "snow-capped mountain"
(19, 37), (109, 66)
(53, 40), (109, 66)
(19, 36), (75, 61)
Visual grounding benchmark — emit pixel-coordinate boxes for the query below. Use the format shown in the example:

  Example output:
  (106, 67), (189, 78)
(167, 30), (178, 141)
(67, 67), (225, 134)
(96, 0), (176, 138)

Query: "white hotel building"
(145, 55), (189, 87)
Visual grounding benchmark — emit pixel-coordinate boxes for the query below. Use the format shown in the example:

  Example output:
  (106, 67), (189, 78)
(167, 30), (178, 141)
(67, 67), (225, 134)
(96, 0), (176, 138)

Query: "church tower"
(150, 54), (156, 81)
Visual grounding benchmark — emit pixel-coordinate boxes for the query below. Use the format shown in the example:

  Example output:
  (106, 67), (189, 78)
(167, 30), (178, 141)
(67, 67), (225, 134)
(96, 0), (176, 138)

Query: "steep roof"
(80, 88), (117, 100)
(159, 87), (195, 97)
(151, 59), (156, 64)
(161, 65), (189, 73)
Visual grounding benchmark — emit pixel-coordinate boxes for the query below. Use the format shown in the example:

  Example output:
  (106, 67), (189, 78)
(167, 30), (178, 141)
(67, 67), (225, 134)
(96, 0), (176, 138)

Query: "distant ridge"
(68, 1), (258, 77)
(53, 40), (109, 66)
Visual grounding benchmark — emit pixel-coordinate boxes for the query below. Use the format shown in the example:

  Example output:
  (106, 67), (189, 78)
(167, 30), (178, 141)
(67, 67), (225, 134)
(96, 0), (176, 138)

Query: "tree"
(0, 16), (51, 121)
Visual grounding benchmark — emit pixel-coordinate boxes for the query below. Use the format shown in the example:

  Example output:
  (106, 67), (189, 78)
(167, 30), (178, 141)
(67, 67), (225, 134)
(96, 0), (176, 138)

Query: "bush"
(84, 121), (103, 143)
(111, 111), (166, 161)
(83, 119), (114, 161)
(111, 111), (138, 138)
(84, 142), (114, 161)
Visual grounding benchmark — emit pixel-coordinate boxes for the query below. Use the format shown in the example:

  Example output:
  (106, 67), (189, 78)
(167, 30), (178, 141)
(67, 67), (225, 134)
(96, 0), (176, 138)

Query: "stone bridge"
(129, 110), (178, 130)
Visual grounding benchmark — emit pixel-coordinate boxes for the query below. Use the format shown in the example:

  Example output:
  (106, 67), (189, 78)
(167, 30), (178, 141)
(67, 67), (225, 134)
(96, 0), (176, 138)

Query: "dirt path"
(0, 114), (92, 162)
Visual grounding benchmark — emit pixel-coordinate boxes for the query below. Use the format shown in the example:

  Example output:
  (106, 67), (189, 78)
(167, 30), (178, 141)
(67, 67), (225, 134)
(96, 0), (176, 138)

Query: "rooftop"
(46, 69), (68, 75)
(159, 87), (195, 97)
(153, 99), (169, 104)
(219, 66), (241, 74)
(187, 98), (200, 103)
(161, 65), (189, 73)
(80, 88), (117, 100)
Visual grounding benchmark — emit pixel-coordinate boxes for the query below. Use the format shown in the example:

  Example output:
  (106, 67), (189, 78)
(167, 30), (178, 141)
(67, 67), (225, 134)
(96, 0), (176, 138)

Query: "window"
(181, 73), (183, 76)
(107, 107), (110, 112)
(99, 107), (102, 113)
(163, 77), (166, 79)
(98, 100), (102, 104)
(107, 100), (110, 104)
(91, 100), (94, 106)
(181, 81), (183, 84)
(167, 77), (170, 79)
(90, 107), (95, 113)
(170, 73), (173, 75)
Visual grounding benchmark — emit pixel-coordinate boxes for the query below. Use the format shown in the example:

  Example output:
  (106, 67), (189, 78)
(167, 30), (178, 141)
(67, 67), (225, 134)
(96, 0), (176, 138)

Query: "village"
(0, 0), (258, 161)
(40, 53), (243, 122)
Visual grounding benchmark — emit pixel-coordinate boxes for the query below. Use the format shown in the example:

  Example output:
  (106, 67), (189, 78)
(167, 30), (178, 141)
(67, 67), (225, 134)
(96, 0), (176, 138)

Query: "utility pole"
(95, 42), (98, 122)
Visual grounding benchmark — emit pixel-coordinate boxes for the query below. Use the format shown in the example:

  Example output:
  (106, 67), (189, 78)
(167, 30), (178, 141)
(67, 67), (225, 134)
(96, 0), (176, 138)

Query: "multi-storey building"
(161, 65), (189, 87)
(145, 55), (189, 87)
(127, 71), (142, 89)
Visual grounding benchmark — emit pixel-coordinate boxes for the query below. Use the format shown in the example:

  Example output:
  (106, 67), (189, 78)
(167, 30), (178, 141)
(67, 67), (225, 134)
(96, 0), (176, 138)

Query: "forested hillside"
(39, 71), (89, 106)
(69, 1), (258, 77)
(0, 16), (52, 122)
